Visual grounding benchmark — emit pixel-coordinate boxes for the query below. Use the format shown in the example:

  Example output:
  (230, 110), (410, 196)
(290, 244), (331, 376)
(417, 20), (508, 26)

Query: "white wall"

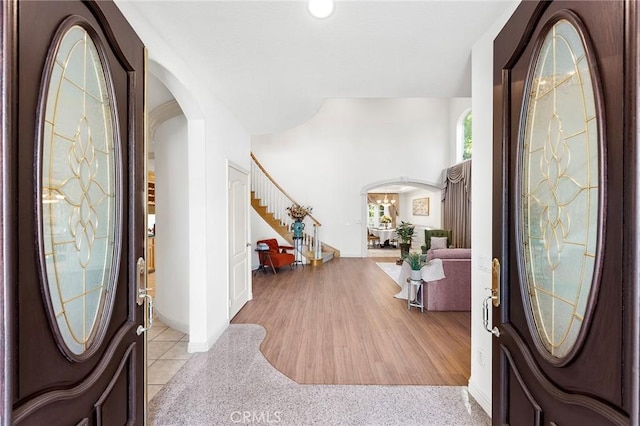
(202, 99), (251, 352)
(154, 115), (189, 333)
(252, 98), (458, 257)
(468, 1), (520, 415)
(397, 188), (442, 245)
(116, 4), (253, 353)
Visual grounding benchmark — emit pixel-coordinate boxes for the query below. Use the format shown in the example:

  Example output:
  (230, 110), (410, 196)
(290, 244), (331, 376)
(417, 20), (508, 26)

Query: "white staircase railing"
(251, 153), (323, 259)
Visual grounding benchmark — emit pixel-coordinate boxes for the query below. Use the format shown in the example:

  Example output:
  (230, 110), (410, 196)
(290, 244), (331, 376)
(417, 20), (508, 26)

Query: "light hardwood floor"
(232, 257), (471, 386)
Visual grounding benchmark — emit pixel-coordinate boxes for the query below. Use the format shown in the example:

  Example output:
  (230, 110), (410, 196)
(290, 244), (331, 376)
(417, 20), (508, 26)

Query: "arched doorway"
(361, 178), (442, 257)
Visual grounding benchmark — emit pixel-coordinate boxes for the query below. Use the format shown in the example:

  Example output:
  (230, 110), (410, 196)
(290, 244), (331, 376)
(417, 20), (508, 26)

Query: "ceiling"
(116, 0), (517, 134)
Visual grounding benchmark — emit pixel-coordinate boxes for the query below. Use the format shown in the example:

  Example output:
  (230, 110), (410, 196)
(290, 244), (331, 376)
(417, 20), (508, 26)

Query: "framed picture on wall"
(412, 197), (430, 216)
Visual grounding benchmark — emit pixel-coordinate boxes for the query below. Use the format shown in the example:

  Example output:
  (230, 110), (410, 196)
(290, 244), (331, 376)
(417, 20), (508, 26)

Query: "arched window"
(461, 110), (472, 160)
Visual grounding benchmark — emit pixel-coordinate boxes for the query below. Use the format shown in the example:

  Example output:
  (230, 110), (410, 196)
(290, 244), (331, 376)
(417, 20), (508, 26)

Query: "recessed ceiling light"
(308, 0), (334, 19)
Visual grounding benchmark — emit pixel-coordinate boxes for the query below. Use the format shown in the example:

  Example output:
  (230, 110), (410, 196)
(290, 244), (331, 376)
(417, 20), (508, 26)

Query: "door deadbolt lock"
(491, 258), (500, 308)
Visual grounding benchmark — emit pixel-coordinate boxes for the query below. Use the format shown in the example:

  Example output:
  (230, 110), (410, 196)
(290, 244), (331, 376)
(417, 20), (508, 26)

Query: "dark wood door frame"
(492, 0), (639, 424)
(1, 0), (18, 421)
(623, 4), (640, 422)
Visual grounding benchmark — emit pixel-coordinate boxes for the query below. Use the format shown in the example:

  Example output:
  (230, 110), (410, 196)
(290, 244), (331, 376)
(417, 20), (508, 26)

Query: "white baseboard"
(154, 310), (188, 334)
(187, 341), (210, 352)
(187, 321), (229, 353)
(468, 377), (492, 416)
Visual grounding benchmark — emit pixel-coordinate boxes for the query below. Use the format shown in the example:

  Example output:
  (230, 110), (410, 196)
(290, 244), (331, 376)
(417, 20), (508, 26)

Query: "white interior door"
(228, 164), (251, 318)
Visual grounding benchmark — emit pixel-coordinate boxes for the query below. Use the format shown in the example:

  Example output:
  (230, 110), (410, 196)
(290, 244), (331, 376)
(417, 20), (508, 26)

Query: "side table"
(407, 278), (425, 312)
(255, 247), (273, 274)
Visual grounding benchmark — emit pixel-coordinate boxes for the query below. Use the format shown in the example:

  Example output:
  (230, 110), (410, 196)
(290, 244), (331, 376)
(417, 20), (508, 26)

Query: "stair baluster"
(250, 153), (338, 264)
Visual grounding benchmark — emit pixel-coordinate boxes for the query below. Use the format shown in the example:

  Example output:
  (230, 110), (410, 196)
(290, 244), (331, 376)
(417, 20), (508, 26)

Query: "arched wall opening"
(360, 178), (442, 256)
(147, 60), (210, 351)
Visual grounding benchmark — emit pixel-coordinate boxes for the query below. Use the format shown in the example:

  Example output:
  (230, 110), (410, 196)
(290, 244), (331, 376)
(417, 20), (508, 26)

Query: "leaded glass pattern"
(520, 19), (599, 359)
(41, 25), (117, 355)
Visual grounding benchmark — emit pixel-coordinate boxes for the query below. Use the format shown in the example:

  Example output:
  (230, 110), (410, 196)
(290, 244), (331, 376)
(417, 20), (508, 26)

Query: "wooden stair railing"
(251, 153), (340, 264)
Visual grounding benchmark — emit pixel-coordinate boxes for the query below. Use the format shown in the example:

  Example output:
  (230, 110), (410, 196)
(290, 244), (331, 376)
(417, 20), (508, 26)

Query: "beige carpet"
(376, 261), (401, 285)
(376, 261), (411, 300)
(149, 324), (490, 425)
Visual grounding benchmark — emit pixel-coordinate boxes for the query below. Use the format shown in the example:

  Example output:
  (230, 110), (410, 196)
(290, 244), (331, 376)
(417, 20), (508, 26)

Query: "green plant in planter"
(396, 221), (414, 259)
(405, 251), (424, 270)
(395, 221), (415, 243)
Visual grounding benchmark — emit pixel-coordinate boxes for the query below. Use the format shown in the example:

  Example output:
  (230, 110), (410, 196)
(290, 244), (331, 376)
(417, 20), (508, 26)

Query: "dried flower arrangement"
(286, 204), (313, 220)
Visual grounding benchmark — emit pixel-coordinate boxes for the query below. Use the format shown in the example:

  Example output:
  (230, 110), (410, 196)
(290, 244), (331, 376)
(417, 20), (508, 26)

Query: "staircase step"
(251, 191), (340, 263)
(306, 250), (334, 266)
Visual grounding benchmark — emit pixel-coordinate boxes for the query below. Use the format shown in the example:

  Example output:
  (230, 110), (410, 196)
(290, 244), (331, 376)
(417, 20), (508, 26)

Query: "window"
(367, 203), (390, 228)
(462, 110), (472, 160)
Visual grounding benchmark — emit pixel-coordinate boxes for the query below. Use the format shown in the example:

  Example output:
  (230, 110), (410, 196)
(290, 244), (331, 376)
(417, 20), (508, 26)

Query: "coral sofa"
(424, 248), (471, 311)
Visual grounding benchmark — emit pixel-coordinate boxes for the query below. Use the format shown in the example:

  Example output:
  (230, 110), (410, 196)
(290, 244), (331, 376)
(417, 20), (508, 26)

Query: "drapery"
(441, 160), (471, 248)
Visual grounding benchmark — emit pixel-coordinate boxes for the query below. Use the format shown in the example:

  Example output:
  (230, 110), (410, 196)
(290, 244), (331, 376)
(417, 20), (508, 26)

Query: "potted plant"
(405, 251), (424, 281)
(380, 214), (392, 229)
(395, 221), (414, 258)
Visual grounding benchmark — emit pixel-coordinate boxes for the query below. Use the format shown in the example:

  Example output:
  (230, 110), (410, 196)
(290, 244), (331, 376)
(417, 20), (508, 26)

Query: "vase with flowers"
(380, 215), (392, 229)
(287, 204), (313, 238)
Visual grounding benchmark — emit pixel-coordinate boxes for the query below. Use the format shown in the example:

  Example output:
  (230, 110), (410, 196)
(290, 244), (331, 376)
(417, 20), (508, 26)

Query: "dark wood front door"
(493, 1), (638, 425)
(2, 0), (146, 423)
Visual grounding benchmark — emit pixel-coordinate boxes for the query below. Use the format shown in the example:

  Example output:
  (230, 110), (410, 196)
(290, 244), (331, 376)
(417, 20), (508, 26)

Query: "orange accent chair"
(256, 239), (295, 274)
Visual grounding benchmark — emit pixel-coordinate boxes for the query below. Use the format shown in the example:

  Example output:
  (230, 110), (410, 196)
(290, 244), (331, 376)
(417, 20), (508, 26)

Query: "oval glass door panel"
(40, 25), (119, 356)
(520, 19), (601, 359)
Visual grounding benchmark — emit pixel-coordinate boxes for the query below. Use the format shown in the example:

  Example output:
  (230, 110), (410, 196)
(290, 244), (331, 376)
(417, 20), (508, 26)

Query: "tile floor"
(147, 317), (192, 402)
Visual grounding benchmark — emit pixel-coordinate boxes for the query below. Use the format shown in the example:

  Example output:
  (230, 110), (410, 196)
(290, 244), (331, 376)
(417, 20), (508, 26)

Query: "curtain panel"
(441, 160), (471, 248)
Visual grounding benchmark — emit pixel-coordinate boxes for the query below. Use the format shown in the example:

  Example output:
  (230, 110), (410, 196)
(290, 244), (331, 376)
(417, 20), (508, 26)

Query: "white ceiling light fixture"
(308, 0), (334, 19)
(377, 194), (396, 207)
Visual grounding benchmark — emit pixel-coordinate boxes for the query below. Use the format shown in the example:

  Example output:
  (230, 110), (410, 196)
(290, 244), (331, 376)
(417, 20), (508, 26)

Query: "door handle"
(483, 292), (501, 337)
(135, 257), (154, 335)
(136, 293), (154, 335)
(483, 257), (501, 337)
